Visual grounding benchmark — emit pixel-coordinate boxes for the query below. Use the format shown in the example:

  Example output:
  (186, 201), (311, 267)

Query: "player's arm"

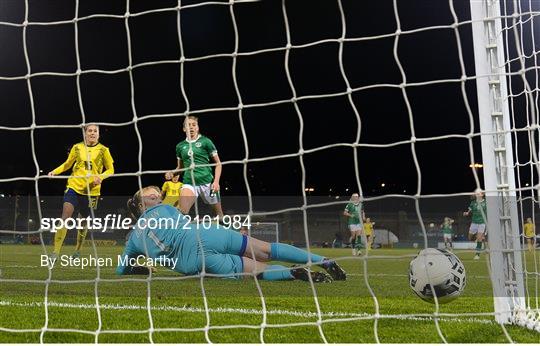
(48, 145), (77, 176)
(211, 153), (222, 192)
(343, 205), (352, 217)
(206, 139), (221, 192)
(463, 205), (472, 216)
(93, 148), (115, 187)
(161, 182), (168, 199)
(166, 159), (183, 180)
(116, 242), (150, 275)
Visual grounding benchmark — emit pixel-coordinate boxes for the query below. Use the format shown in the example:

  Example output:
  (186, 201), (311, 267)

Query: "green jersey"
(176, 135), (217, 186)
(441, 223), (453, 235)
(345, 202), (362, 225)
(468, 199), (487, 224)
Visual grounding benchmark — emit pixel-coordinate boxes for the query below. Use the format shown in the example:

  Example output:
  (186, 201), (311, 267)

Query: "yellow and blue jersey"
(524, 222), (535, 237)
(52, 142), (114, 196)
(363, 222), (374, 236)
(161, 181), (183, 205)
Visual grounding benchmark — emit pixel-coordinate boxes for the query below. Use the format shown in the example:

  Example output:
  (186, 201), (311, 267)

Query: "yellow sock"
(75, 228), (88, 252)
(53, 227), (67, 255)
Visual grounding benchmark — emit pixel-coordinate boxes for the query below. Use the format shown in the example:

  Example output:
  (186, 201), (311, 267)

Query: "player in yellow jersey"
(363, 218), (375, 250)
(47, 124), (115, 261)
(524, 217), (536, 252)
(161, 175), (183, 206)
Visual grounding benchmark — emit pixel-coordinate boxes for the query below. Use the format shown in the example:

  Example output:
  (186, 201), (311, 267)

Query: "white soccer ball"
(408, 248), (466, 304)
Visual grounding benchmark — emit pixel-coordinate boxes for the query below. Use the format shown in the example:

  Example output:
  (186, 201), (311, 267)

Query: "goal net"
(0, 0), (539, 343)
(249, 222), (279, 243)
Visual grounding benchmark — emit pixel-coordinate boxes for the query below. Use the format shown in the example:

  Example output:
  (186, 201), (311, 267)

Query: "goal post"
(248, 222), (280, 243)
(470, 0), (533, 328)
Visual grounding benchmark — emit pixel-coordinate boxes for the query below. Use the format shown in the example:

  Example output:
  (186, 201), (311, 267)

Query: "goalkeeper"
(166, 116), (223, 218)
(47, 124), (115, 260)
(116, 186), (346, 282)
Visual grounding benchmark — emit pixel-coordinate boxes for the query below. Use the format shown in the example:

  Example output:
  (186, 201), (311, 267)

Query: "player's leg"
(53, 189), (78, 257)
(468, 224), (477, 240)
(527, 237), (533, 252)
(366, 234), (372, 250)
(348, 226), (357, 255)
(72, 194), (98, 258)
(242, 257), (331, 282)
(200, 227), (346, 280)
(356, 229), (367, 255)
(198, 183), (224, 218)
(474, 224), (486, 259)
(179, 185), (197, 215)
(244, 234), (346, 280)
(201, 253), (316, 281)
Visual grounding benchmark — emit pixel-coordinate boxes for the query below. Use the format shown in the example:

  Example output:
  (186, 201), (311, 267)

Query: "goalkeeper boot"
(321, 260), (347, 281)
(71, 251), (81, 259)
(291, 267), (332, 283)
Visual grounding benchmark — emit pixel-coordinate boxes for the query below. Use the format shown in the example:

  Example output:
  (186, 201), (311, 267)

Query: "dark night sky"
(0, 0), (537, 198)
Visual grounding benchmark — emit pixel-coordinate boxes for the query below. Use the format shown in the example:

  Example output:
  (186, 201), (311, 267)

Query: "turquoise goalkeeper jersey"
(116, 204), (246, 276)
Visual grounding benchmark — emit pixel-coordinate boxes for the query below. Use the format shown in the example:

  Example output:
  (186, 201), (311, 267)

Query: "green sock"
(476, 241), (482, 254)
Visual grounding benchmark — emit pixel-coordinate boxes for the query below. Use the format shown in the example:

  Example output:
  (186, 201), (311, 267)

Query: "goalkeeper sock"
(270, 243), (324, 264)
(75, 228), (88, 252)
(53, 226), (67, 255)
(259, 265), (294, 281)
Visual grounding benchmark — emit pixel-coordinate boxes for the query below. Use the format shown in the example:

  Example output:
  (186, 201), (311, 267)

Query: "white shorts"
(348, 224), (363, 233)
(443, 233), (453, 240)
(469, 223), (486, 235)
(181, 183), (220, 205)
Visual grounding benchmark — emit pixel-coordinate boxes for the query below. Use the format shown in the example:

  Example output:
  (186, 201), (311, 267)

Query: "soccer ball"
(409, 248), (466, 304)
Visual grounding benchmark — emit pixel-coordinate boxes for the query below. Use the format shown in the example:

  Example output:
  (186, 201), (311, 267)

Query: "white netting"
(0, 0), (539, 343)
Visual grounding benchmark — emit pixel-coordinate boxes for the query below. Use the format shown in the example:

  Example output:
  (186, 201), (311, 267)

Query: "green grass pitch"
(0, 245), (538, 343)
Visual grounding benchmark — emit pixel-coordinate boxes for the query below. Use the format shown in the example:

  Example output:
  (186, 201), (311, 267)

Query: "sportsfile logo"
(41, 214), (250, 232)
(40, 214), (132, 233)
(40, 214), (192, 233)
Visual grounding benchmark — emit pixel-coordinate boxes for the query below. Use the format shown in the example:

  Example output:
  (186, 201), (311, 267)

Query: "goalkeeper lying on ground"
(116, 186), (346, 282)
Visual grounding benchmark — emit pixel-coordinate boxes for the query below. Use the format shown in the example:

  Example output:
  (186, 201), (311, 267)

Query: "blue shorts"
(63, 188), (98, 218)
(178, 227), (247, 277)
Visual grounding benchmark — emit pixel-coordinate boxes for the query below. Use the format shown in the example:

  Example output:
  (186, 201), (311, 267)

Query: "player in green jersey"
(166, 116), (224, 218)
(343, 193), (365, 256)
(463, 189), (487, 259)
